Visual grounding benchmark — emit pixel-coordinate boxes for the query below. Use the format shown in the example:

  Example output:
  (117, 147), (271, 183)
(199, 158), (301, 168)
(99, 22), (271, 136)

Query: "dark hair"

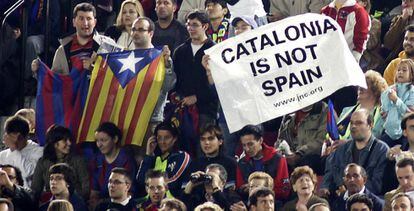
(111, 167), (132, 184)
(402, 113), (414, 130)
(73, 2), (96, 18)
(353, 109), (373, 126)
(134, 17), (155, 32)
(187, 10), (210, 25)
(160, 198), (187, 211)
(396, 158), (414, 172)
(145, 169), (168, 185)
(248, 187), (274, 207)
(96, 122), (122, 145)
(155, 121), (179, 138)
(49, 163), (76, 195)
(344, 163), (367, 178)
(239, 125), (263, 140)
(157, 0), (177, 5)
(205, 0), (227, 9)
(406, 24), (414, 33)
(0, 164), (24, 186)
(346, 193), (373, 211)
(5, 115), (29, 138)
(206, 163), (227, 183)
(43, 125), (73, 162)
(201, 124), (224, 140)
(391, 193), (414, 208)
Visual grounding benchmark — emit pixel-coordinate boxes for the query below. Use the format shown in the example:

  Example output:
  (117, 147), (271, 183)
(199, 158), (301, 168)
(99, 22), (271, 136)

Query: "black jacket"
(172, 38), (218, 117)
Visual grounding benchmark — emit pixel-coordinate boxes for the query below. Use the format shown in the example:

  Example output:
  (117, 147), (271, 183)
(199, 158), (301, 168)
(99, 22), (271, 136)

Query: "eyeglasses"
(132, 27), (150, 33)
(109, 179), (129, 185)
(146, 185), (165, 192)
(186, 23), (203, 29)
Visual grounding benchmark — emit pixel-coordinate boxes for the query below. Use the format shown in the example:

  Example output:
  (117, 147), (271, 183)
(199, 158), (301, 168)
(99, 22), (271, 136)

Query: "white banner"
(204, 13), (367, 133)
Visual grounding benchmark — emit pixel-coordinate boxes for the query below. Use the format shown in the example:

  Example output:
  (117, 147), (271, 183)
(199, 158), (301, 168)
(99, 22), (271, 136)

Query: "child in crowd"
(381, 59), (414, 147)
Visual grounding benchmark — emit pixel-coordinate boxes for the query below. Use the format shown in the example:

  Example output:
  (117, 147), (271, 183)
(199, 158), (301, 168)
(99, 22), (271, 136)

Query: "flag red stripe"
(100, 76), (120, 123)
(62, 77), (73, 126)
(42, 71), (55, 130)
(117, 76), (138, 134)
(79, 60), (108, 141)
(125, 56), (161, 144)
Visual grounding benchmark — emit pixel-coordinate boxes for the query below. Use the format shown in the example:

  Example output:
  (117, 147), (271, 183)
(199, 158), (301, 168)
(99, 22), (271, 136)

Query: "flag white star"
(117, 52), (143, 74)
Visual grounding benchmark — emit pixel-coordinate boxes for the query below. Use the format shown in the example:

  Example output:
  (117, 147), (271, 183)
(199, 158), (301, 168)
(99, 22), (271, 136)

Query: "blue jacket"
(321, 135), (389, 194)
(331, 187), (384, 211)
(381, 83), (414, 140)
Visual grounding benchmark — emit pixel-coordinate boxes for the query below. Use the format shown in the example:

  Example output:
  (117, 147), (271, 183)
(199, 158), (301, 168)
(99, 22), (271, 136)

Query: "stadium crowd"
(0, 0), (414, 210)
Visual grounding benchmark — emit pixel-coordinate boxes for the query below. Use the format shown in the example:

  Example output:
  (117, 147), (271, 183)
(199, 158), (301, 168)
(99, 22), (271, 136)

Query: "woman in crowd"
(333, 70), (388, 141)
(88, 122), (137, 207)
(282, 166), (328, 211)
(104, 0), (144, 49)
(137, 121), (191, 197)
(381, 59), (414, 147)
(31, 125), (89, 201)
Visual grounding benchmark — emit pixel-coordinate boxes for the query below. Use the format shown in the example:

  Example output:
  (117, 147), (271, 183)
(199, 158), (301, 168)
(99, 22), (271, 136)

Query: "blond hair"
(248, 171), (274, 189)
(115, 0), (144, 30)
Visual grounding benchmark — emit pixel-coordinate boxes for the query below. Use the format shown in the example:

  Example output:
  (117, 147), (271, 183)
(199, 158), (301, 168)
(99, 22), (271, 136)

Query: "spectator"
(331, 70), (387, 141)
(15, 109), (36, 142)
(236, 125), (291, 201)
(357, 0), (384, 71)
(39, 163), (87, 211)
(230, 171), (274, 211)
(388, 113), (414, 162)
(177, 0), (206, 24)
(31, 2), (115, 75)
(47, 199), (74, 211)
(159, 198), (187, 211)
(88, 122), (137, 207)
(384, 158), (414, 211)
(129, 17), (176, 162)
(384, 0), (414, 68)
(137, 121), (191, 197)
(104, 0), (145, 49)
(0, 198), (14, 211)
(282, 166), (328, 211)
(321, 109), (389, 196)
(185, 125), (237, 188)
(309, 203), (331, 211)
(182, 163), (241, 210)
(195, 202), (223, 211)
(321, 0), (370, 63)
(95, 168), (136, 211)
(231, 16), (257, 36)
(384, 25), (414, 86)
(31, 125), (89, 201)
(391, 193), (414, 211)
(205, 0), (232, 43)
(0, 115), (43, 187)
(381, 59), (414, 147)
(136, 170), (169, 210)
(331, 163), (384, 211)
(172, 10), (218, 131)
(248, 187), (275, 211)
(346, 193), (373, 211)
(269, 0), (330, 22)
(0, 164), (34, 211)
(277, 101), (328, 174)
(153, 0), (189, 52)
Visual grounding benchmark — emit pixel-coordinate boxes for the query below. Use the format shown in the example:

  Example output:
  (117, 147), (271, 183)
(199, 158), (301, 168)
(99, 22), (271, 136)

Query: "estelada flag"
(76, 48), (165, 146)
(35, 61), (89, 145)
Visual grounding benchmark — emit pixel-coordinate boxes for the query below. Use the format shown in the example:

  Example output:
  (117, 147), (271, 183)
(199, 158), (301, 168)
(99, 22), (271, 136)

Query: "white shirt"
(111, 195), (132, 206)
(343, 186), (365, 200)
(0, 140), (43, 187)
